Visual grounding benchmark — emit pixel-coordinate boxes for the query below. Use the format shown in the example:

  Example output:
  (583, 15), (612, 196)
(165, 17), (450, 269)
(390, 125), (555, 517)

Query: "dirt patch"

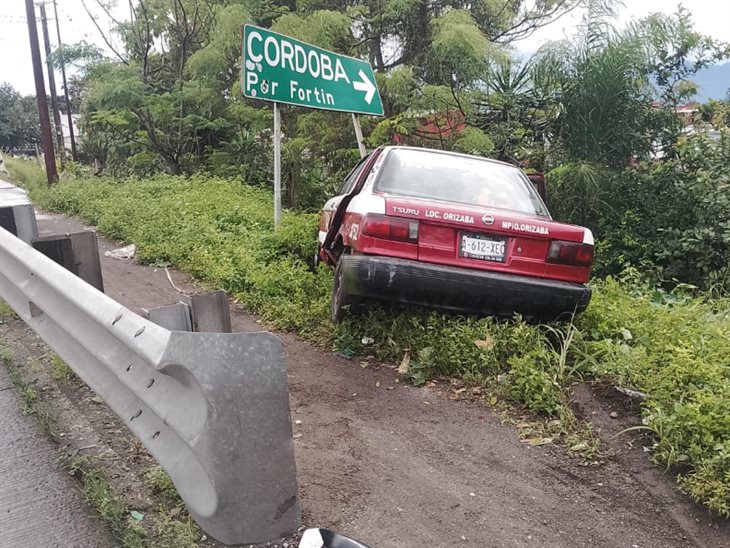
(3, 209), (727, 548)
(571, 382), (729, 546)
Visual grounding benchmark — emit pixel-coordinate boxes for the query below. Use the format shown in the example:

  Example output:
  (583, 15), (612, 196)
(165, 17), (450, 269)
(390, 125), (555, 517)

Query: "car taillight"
(361, 214), (419, 242)
(547, 241), (594, 267)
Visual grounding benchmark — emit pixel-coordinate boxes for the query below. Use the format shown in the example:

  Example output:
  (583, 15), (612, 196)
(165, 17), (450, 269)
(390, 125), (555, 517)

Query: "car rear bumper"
(341, 254), (592, 321)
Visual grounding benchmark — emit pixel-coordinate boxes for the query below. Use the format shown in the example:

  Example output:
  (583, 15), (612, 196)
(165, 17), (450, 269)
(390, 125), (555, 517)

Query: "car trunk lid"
(382, 196), (591, 282)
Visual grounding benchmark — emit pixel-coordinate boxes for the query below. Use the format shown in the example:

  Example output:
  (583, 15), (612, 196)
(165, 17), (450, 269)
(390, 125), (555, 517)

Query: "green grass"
(2, 353), (55, 435)
(63, 453), (199, 547)
(64, 455), (147, 548)
(145, 466), (182, 508)
(0, 342), (11, 363)
(9, 159), (730, 517)
(144, 467), (199, 548)
(50, 354), (73, 381)
(4, 156), (47, 188)
(0, 298), (15, 326)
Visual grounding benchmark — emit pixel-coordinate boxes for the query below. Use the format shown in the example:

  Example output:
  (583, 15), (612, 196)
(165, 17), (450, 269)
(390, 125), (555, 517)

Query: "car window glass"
(375, 149), (548, 217)
(338, 156), (369, 195)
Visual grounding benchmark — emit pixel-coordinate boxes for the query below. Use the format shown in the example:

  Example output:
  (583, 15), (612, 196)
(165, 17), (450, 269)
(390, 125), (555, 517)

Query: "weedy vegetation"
(3, 353), (54, 436)
(0, 298), (15, 320)
(64, 455), (148, 548)
(11, 163), (729, 517)
(62, 457), (200, 548)
(50, 354), (73, 381)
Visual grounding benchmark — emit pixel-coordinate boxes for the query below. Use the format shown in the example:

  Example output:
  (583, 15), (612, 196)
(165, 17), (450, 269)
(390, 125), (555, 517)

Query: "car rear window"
(375, 149), (549, 217)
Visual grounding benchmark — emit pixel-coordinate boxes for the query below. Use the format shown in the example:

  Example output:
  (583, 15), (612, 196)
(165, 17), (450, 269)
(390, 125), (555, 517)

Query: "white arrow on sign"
(352, 70), (376, 105)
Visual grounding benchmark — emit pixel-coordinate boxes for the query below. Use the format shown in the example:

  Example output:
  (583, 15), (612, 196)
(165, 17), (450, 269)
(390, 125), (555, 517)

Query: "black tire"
(331, 258), (356, 323)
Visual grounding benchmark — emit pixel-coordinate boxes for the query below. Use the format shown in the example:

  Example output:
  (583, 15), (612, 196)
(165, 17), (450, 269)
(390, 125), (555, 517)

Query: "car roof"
(378, 146), (520, 171)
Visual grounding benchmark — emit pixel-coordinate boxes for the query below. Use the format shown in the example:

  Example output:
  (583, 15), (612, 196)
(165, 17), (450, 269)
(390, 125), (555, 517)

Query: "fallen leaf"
(397, 350), (410, 375)
(522, 437), (554, 446)
(130, 511), (144, 521)
(474, 335), (494, 349)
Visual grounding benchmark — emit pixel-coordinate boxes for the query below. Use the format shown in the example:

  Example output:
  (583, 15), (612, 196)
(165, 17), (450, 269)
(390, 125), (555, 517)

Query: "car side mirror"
(298, 528), (371, 548)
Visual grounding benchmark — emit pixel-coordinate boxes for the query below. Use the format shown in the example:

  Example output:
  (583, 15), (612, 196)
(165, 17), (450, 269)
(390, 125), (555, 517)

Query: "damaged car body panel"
(319, 146), (594, 322)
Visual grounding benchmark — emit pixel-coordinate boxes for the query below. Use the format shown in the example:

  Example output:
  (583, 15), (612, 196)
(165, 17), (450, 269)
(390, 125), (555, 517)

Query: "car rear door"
(321, 149), (383, 263)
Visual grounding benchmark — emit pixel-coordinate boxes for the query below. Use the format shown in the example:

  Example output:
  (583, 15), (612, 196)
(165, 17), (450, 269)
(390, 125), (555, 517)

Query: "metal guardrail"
(143, 290), (232, 333)
(0, 180), (38, 243)
(0, 226), (301, 544)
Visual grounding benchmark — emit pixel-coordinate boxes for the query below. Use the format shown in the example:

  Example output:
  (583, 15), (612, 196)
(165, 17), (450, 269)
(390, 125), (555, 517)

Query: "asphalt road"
(0, 365), (113, 547)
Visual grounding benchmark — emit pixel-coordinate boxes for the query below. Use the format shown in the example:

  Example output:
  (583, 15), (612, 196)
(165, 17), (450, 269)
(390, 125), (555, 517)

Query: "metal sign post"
(351, 114), (367, 158)
(242, 25), (384, 227)
(273, 102), (282, 229)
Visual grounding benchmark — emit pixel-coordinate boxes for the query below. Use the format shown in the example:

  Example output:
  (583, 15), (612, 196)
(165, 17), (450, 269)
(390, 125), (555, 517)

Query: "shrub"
(547, 130), (730, 293)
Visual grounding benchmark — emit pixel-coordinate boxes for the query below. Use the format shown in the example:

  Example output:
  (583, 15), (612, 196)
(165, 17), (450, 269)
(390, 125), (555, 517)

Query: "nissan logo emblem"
(482, 214), (495, 225)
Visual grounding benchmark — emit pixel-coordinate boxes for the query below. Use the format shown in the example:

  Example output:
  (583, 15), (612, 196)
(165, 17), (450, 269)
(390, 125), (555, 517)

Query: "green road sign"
(242, 25), (384, 116)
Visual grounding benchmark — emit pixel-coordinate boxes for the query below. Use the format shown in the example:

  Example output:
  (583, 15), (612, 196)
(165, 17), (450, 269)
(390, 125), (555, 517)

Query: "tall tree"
(0, 83), (41, 152)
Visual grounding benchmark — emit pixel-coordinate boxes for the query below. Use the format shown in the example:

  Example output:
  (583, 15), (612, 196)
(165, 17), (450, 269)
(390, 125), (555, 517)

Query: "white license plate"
(460, 234), (506, 262)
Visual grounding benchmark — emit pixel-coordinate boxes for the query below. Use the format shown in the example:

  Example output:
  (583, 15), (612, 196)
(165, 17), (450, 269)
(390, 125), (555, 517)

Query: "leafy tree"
(535, 5), (654, 169)
(469, 59), (556, 166)
(636, 6), (730, 153)
(340, 0), (582, 73)
(640, 7), (730, 108)
(75, 0), (583, 184)
(699, 99), (730, 128)
(80, 0), (242, 175)
(541, 5), (730, 291)
(0, 83), (40, 152)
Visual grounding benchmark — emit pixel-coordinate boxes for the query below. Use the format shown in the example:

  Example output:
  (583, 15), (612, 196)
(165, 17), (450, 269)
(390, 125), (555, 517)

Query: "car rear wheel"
(331, 258), (357, 323)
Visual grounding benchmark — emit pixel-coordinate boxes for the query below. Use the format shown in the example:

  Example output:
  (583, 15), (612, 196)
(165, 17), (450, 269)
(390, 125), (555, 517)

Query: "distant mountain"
(691, 62), (729, 102)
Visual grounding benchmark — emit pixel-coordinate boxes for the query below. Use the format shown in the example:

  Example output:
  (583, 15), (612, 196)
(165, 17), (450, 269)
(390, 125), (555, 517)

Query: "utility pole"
(52, 0), (77, 161)
(39, 1), (65, 167)
(25, 0), (57, 185)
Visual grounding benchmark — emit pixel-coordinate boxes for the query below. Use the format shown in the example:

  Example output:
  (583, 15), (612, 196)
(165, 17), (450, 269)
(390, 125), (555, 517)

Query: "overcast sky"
(1, 0), (729, 96)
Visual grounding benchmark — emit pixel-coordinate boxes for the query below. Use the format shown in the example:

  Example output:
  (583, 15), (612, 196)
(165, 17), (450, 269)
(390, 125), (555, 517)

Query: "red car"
(318, 146), (594, 323)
